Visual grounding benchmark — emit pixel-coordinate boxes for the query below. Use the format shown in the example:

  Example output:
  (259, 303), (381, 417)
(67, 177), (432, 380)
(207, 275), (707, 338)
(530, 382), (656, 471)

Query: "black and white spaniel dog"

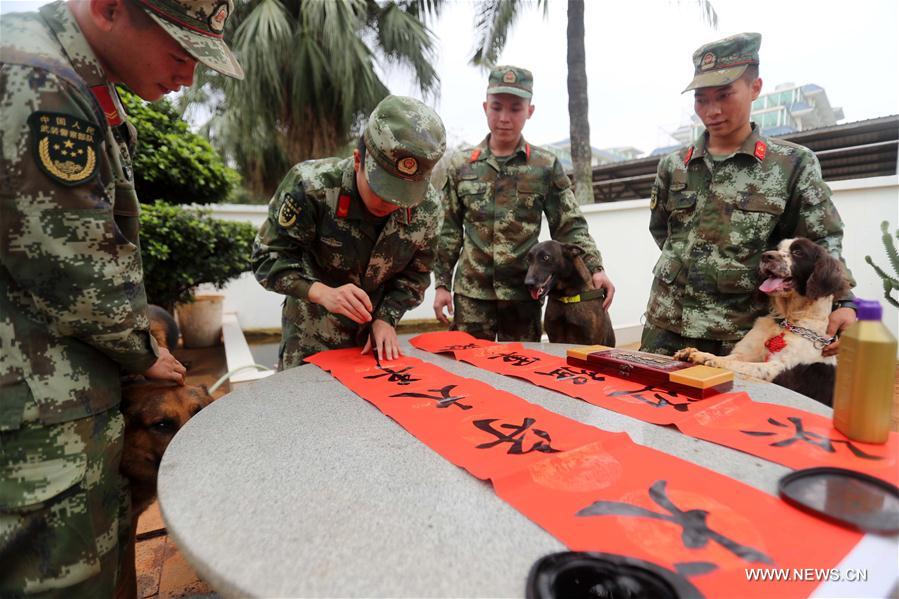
(676, 237), (850, 405)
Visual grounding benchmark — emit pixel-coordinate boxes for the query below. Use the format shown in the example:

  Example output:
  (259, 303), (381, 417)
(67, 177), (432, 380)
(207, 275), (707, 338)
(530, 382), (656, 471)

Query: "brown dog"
(675, 238), (849, 405)
(117, 306), (213, 598)
(525, 240), (615, 346)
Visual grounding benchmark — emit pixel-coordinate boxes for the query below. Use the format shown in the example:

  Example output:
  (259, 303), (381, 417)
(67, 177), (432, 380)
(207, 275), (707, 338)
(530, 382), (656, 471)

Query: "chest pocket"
(316, 218), (361, 277)
(728, 192), (786, 249)
(458, 180), (491, 222)
(665, 189), (697, 238)
(515, 181), (544, 224)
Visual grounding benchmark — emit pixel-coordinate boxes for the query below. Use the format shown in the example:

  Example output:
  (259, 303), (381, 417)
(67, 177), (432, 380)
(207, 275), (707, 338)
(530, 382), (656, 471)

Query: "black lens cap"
(527, 552), (704, 599)
(779, 467), (899, 534)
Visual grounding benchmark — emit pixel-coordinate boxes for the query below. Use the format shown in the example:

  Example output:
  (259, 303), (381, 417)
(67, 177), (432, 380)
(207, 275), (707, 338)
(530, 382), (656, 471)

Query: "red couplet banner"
(307, 347), (861, 598)
(410, 331), (899, 486)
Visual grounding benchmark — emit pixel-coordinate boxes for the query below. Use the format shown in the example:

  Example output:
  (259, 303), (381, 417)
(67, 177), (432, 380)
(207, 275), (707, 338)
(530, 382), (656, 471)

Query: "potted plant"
(140, 201), (256, 347)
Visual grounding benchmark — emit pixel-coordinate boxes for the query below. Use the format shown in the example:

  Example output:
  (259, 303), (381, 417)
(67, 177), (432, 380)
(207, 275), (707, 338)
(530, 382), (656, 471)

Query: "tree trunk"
(567, 0), (593, 205)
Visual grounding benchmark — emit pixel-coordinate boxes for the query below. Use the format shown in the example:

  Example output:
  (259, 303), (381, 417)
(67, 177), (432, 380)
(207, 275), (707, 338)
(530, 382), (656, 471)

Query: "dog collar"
(553, 288), (606, 304)
(776, 319), (836, 349)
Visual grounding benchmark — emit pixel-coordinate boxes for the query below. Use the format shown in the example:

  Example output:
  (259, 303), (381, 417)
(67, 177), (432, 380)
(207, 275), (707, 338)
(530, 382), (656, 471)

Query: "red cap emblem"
(754, 141), (767, 161)
(397, 157), (418, 176)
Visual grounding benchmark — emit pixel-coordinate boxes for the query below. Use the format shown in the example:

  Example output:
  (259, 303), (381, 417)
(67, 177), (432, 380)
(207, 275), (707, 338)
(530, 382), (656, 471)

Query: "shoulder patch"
(28, 112), (101, 187)
(278, 193), (301, 228)
(650, 185), (658, 210)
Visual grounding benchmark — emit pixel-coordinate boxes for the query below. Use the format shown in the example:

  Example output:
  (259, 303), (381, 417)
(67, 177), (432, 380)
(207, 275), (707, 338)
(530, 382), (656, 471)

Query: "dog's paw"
(674, 347), (699, 361)
(675, 347), (717, 366)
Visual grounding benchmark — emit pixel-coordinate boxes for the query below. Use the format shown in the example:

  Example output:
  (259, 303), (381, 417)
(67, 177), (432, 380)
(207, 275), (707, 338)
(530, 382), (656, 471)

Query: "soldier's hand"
(823, 307), (856, 357)
(310, 282), (372, 324)
(362, 319), (401, 361)
(143, 347), (186, 385)
(592, 270), (616, 310)
(433, 286), (454, 325)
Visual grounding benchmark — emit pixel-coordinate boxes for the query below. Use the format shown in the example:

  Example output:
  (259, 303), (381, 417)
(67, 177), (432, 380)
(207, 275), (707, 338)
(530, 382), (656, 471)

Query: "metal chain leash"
(777, 319), (836, 349)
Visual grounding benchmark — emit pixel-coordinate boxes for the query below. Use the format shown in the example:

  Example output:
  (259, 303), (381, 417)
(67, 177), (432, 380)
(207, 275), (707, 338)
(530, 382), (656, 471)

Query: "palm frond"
(470, 0), (521, 68)
(671, 0), (719, 28)
(377, 2), (440, 97)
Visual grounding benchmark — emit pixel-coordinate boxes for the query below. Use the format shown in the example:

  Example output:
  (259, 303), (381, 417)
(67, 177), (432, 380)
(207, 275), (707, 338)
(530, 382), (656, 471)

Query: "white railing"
(204, 175), (899, 348)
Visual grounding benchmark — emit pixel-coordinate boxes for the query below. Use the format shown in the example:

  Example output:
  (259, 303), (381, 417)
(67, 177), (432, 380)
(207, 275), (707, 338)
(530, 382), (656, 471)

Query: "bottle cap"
(854, 299), (882, 320)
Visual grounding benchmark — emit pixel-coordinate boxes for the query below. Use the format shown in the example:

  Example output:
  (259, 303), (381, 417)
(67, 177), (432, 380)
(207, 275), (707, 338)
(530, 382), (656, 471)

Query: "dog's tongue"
(530, 288), (542, 301)
(759, 277), (785, 293)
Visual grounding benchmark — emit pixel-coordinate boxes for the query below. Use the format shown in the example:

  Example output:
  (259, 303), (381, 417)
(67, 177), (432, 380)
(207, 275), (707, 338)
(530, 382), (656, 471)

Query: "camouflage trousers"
(451, 294), (542, 342)
(279, 296), (373, 370)
(639, 321), (738, 357)
(0, 408), (130, 598)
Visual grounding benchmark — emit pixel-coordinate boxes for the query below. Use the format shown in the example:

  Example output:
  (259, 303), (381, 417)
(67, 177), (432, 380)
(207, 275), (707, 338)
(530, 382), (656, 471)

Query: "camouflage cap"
(136, 0), (244, 80)
(362, 95), (446, 208)
(683, 32), (761, 92)
(487, 65), (533, 99)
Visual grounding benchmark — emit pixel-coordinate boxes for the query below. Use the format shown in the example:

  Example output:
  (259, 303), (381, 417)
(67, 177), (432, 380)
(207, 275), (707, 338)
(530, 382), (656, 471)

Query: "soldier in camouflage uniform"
(641, 33), (855, 357)
(0, 0), (242, 595)
(252, 95), (446, 369)
(433, 65), (615, 341)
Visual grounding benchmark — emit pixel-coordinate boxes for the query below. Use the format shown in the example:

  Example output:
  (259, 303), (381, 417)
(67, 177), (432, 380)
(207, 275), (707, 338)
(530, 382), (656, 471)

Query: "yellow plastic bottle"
(832, 299), (897, 443)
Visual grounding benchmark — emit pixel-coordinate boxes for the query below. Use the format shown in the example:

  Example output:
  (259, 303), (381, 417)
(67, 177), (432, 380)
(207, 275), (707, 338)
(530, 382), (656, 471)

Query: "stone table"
(158, 338), (897, 598)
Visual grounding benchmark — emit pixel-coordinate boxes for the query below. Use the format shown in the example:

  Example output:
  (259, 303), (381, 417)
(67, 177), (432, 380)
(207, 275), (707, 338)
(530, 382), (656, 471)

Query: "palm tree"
(185, 0), (443, 198)
(471, 0), (717, 204)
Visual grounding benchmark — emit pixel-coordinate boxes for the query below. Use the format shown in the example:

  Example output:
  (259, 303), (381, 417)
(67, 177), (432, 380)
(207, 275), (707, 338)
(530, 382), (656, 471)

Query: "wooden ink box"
(566, 345), (734, 399)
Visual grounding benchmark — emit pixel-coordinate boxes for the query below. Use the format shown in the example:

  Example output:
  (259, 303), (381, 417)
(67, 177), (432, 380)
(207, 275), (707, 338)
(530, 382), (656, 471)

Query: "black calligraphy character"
(535, 365), (606, 385)
(486, 351), (539, 367)
(577, 480), (773, 565)
(390, 384), (473, 410)
(474, 417), (561, 455)
(741, 417), (883, 460)
(440, 343), (480, 351)
(364, 365), (421, 386)
(608, 385), (691, 411)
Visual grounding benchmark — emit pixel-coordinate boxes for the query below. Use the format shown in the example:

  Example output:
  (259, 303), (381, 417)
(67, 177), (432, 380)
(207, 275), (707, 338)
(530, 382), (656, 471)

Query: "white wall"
(204, 176), (899, 345)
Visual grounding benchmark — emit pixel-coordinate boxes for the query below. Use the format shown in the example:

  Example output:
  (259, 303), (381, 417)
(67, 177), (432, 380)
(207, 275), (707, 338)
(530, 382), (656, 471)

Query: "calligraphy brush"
(368, 324), (382, 368)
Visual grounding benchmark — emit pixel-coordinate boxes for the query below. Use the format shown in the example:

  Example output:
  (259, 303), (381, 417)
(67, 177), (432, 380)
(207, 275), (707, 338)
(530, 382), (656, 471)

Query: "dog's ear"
(560, 243), (585, 258)
(806, 250), (849, 300)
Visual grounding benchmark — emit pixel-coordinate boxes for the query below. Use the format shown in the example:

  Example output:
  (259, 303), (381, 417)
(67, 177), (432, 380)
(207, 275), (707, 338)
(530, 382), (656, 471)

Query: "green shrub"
(140, 201), (256, 310)
(119, 88), (240, 205)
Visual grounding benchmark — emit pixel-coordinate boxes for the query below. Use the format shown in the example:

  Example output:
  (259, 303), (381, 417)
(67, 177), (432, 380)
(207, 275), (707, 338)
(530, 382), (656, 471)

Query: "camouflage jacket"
(433, 136), (603, 302)
(0, 2), (158, 431)
(646, 124), (851, 340)
(252, 157), (440, 348)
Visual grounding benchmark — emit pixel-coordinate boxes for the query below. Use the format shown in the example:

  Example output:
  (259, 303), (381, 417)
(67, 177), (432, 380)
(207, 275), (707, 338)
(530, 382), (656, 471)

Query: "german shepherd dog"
(676, 238), (850, 405)
(525, 240), (615, 346)
(117, 306), (213, 598)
